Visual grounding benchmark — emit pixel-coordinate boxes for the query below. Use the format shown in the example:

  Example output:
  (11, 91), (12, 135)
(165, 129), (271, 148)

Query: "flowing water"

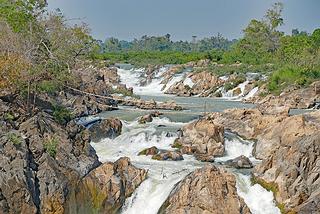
(90, 66), (280, 214)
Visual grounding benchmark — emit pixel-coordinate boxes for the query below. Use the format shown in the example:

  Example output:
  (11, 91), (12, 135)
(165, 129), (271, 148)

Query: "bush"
(38, 80), (60, 94)
(44, 137), (59, 158)
(7, 132), (22, 146)
(267, 65), (319, 94)
(53, 105), (73, 125)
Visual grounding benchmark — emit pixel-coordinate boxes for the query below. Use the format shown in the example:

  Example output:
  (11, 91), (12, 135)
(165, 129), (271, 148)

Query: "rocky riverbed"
(1, 61), (319, 214)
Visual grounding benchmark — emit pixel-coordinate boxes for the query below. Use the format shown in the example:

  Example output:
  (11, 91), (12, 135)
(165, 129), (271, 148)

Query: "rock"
(233, 87), (242, 96)
(75, 157), (147, 213)
(176, 118), (225, 161)
(152, 150), (184, 161)
(138, 111), (163, 124)
(258, 104), (290, 116)
(0, 131), (38, 214)
(139, 146), (184, 161)
(225, 155), (253, 169)
(121, 98), (183, 111)
(1, 110), (102, 214)
(138, 114), (153, 124)
(252, 82), (320, 109)
(158, 165), (251, 214)
(138, 146), (159, 156)
(88, 118), (122, 142)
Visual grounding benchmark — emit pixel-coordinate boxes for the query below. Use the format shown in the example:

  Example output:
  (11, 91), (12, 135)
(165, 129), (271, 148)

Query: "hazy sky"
(47, 0), (320, 41)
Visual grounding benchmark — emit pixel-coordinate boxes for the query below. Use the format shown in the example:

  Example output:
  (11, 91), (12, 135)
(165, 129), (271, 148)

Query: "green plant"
(171, 139), (182, 149)
(44, 137), (59, 158)
(53, 105), (73, 125)
(4, 113), (14, 121)
(7, 132), (22, 146)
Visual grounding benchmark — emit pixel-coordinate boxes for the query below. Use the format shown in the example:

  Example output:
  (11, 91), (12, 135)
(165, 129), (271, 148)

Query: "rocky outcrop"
(173, 118), (224, 162)
(165, 71), (224, 97)
(88, 118), (122, 142)
(0, 110), (100, 214)
(209, 108), (320, 213)
(0, 97), (145, 214)
(75, 157), (147, 214)
(250, 81), (320, 109)
(158, 165), (251, 214)
(225, 155), (253, 169)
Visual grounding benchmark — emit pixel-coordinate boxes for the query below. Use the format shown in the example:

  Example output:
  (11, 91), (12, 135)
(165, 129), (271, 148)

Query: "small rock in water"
(138, 146), (159, 156)
(225, 155), (253, 169)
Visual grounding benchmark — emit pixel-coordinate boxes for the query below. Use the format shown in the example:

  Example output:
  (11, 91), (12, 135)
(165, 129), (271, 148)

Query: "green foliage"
(0, 0), (46, 33)
(96, 51), (221, 67)
(4, 113), (14, 121)
(52, 105), (73, 125)
(171, 139), (182, 149)
(7, 132), (22, 146)
(37, 80), (60, 94)
(268, 65), (320, 94)
(102, 34), (235, 53)
(44, 137), (58, 158)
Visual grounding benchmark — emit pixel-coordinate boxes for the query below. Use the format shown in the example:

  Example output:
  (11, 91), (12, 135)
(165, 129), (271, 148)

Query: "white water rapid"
(92, 65), (279, 213)
(92, 117), (280, 214)
(116, 66), (186, 95)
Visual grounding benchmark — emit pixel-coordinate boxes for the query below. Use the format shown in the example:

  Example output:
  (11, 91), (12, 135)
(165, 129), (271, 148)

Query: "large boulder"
(89, 118), (122, 142)
(75, 157), (147, 214)
(158, 165), (251, 214)
(174, 118), (224, 161)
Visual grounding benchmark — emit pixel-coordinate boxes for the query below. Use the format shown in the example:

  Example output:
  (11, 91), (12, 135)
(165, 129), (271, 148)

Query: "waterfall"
(91, 117), (280, 214)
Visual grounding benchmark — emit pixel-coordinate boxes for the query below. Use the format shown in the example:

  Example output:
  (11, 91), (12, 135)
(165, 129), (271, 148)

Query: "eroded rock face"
(89, 118), (122, 142)
(210, 108), (320, 213)
(0, 110), (101, 214)
(174, 118), (224, 161)
(75, 157), (147, 214)
(158, 165), (251, 214)
(0, 131), (38, 214)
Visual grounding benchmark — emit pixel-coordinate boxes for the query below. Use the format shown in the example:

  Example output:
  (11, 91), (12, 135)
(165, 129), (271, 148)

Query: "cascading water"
(91, 67), (280, 214)
(116, 65), (189, 95)
(92, 116), (280, 214)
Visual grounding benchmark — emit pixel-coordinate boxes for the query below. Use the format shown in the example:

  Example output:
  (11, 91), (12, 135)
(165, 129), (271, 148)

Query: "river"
(90, 66), (280, 214)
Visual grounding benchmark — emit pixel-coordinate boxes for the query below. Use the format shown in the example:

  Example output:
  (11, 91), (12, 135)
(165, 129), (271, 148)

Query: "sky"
(47, 0), (320, 41)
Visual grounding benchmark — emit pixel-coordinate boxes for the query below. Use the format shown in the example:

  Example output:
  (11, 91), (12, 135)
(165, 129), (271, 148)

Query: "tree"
(225, 2), (284, 64)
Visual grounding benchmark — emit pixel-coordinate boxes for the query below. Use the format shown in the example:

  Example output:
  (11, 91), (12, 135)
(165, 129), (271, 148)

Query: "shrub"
(53, 105), (73, 125)
(7, 132), (22, 146)
(44, 137), (59, 158)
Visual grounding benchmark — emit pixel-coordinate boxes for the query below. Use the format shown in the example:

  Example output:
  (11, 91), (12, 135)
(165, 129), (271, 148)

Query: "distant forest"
(99, 34), (237, 52)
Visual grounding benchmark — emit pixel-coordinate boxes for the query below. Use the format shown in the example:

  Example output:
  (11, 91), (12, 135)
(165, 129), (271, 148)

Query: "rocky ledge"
(158, 165), (251, 214)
